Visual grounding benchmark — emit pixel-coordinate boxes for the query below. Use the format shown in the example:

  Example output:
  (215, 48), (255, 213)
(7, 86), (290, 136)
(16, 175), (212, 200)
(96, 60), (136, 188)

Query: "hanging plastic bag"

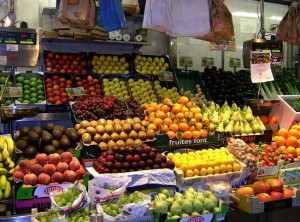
(98, 0), (127, 32)
(276, 7), (290, 42)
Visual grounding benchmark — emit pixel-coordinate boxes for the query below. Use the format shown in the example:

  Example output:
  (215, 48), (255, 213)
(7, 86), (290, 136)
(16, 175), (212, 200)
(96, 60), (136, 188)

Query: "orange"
(167, 131), (176, 139)
(179, 96), (189, 105)
(274, 136), (286, 147)
(172, 119), (179, 125)
(259, 116), (268, 124)
(181, 106), (189, 114)
(176, 112), (184, 119)
(164, 118), (172, 126)
(288, 129), (300, 139)
(154, 104), (160, 111)
(184, 112), (193, 119)
(146, 106), (155, 112)
(286, 136), (299, 147)
(291, 124), (300, 132)
(156, 110), (166, 119)
(169, 124), (179, 133)
(200, 129), (208, 137)
(179, 123), (189, 132)
(148, 123), (157, 131)
(195, 122), (203, 131)
(286, 146), (296, 154)
(160, 104), (170, 113)
(192, 131), (201, 139)
(209, 123), (216, 131)
(268, 115), (277, 124)
(194, 113), (202, 121)
(189, 125), (196, 132)
(190, 107), (201, 115)
(277, 128), (289, 138)
(161, 125), (169, 133)
(296, 148), (300, 157)
(153, 118), (163, 127)
(280, 145), (287, 152)
(183, 131), (193, 139)
(171, 105), (181, 114)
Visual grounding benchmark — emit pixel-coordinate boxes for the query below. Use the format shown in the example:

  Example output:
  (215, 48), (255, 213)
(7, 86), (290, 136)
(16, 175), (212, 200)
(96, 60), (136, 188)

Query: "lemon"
(233, 163), (241, 171)
(214, 166), (221, 174)
(185, 169), (194, 177)
(220, 164), (227, 173)
(167, 153), (174, 161)
(208, 161), (215, 167)
(175, 153), (182, 157)
(175, 160), (182, 168)
(188, 163), (195, 171)
(181, 163), (188, 172)
(200, 168), (207, 176)
(193, 168), (200, 176)
(207, 167), (214, 174)
(226, 164), (233, 172)
(188, 152), (195, 156)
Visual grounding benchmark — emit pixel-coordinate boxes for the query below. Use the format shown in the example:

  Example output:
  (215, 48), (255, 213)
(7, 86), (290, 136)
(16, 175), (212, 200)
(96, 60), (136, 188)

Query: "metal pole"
(261, 0), (266, 39)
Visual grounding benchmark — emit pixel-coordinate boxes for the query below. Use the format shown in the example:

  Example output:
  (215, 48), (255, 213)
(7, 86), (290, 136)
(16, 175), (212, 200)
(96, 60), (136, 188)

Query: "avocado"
(41, 132), (53, 145)
(67, 129), (79, 142)
(59, 135), (71, 149)
(15, 139), (27, 151)
(27, 131), (40, 146)
(52, 128), (63, 140)
(52, 140), (60, 149)
(43, 145), (56, 155)
(24, 146), (37, 157)
(44, 123), (55, 132)
(19, 126), (30, 137)
(54, 125), (66, 134)
(32, 126), (43, 136)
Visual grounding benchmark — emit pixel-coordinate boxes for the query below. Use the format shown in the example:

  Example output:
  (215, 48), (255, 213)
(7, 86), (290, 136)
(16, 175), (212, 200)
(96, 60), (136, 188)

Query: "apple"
(133, 154), (141, 162)
(48, 52), (54, 58)
(62, 54), (68, 60)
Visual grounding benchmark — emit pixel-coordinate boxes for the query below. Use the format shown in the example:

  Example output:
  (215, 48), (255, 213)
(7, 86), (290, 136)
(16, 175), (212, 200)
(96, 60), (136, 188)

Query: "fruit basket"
(0, 71), (15, 107)
(132, 53), (171, 75)
(73, 74), (102, 100)
(14, 71), (46, 111)
(89, 53), (131, 75)
(44, 73), (74, 111)
(43, 50), (89, 74)
(101, 75), (131, 100)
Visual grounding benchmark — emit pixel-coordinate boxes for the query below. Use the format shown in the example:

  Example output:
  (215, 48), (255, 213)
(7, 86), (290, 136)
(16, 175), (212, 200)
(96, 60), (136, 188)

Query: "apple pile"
(44, 51), (88, 74)
(45, 75), (75, 104)
(93, 145), (175, 173)
(13, 152), (87, 186)
(236, 179), (294, 203)
(75, 75), (102, 99)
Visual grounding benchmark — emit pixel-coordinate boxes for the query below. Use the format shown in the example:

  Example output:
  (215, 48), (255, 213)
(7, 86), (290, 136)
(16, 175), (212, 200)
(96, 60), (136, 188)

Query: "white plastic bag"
(122, 193), (151, 219)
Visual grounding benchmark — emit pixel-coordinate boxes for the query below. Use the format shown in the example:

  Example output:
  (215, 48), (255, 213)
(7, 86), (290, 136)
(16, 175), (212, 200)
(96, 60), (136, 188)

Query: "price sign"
(158, 71), (173, 82)
(0, 87), (22, 98)
(229, 58), (241, 67)
(65, 87), (86, 96)
(201, 57), (214, 67)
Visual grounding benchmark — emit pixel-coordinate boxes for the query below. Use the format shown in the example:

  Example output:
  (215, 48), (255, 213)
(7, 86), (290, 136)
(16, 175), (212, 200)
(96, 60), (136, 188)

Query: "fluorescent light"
(232, 12), (258, 18)
(4, 16), (11, 27)
(269, 16), (283, 21)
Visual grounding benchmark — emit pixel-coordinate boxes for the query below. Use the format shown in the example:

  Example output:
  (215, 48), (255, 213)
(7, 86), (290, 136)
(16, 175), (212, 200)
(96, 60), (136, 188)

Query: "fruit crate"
(101, 74), (131, 100)
(230, 187), (300, 214)
(174, 68), (211, 102)
(43, 50), (89, 74)
(73, 74), (103, 100)
(0, 197), (13, 216)
(89, 52), (132, 75)
(14, 71), (46, 111)
(270, 95), (300, 129)
(155, 133), (220, 150)
(44, 73), (73, 111)
(131, 53), (171, 75)
(0, 71), (15, 106)
(153, 203), (228, 222)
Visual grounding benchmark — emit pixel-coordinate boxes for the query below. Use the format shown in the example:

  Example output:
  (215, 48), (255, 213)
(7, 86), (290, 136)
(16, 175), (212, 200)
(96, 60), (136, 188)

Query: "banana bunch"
(0, 136), (14, 199)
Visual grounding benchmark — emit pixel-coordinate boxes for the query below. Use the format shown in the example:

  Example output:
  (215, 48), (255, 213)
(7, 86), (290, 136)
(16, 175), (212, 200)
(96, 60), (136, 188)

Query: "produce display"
(152, 187), (221, 218)
(75, 117), (154, 149)
(44, 51), (88, 74)
(72, 96), (145, 121)
(15, 124), (80, 158)
(13, 152), (86, 185)
(168, 148), (241, 177)
(133, 54), (169, 75)
(0, 76), (14, 106)
(153, 80), (181, 103)
(90, 54), (130, 75)
(127, 78), (158, 103)
(201, 67), (257, 105)
(284, 97), (300, 112)
(45, 75), (75, 105)
(15, 75), (45, 104)
(75, 75), (102, 99)
(102, 78), (130, 100)
(181, 84), (209, 105)
(54, 186), (82, 207)
(93, 145), (175, 173)
(0, 136), (14, 200)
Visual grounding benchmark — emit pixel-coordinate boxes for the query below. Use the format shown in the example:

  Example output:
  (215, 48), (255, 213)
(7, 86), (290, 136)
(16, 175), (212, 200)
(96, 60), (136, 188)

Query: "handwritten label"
(201, 57), (214, 67)
(6, 44), (18, 51)
(0, 56), (7, 65)
(158, 71), (173, 82)
(257, 166), (280, 177)
(0, 87), (22, 98)
(65, 87), (86, 96)
(229, 58), (241, 67)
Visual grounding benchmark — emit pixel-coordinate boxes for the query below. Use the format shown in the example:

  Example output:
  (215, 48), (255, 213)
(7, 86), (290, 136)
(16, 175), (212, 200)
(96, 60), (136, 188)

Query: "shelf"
(41, 37), (151, 47)
(42, 7), (56, 15)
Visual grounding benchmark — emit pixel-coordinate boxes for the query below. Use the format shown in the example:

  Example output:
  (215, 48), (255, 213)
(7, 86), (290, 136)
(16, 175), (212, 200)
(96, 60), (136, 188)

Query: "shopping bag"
(99, 0), (127, 32)
(276, 7), (290, 41)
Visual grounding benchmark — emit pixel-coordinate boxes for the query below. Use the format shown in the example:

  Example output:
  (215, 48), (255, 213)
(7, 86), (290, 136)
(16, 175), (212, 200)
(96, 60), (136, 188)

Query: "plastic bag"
(206, 181), (232, 204)
(99, 0), (127, 32)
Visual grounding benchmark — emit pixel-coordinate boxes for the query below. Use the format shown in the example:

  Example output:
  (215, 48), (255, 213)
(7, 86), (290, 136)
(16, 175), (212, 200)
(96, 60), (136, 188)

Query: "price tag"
(229, 58), (241, 67)
(250, 50), (274, 83)
(257, 166), (280, 177)
(158, 71), (173, 82)
(201, 57), (214, 67)
(66, 87), (86, 96)
(0, 87), (22, 98)
(216, 213), (226, 221)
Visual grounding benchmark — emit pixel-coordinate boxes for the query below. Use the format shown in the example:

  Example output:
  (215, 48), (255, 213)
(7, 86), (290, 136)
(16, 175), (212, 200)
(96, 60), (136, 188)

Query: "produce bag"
(122, 193), (151, 219)
(89, 175), (132, 203)
(98, 0), (127, 32)
(50, 183), (90, 214)
(31, 209), (66, 222)
(58, 0), (96, 29)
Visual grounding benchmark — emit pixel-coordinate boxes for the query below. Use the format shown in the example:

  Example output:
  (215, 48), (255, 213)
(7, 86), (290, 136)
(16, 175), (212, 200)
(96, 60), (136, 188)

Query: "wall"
(176, 0), (289, 72)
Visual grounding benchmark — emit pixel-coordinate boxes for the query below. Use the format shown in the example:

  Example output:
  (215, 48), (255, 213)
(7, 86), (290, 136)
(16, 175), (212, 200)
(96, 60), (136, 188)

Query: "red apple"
(48, 52), (54, 58)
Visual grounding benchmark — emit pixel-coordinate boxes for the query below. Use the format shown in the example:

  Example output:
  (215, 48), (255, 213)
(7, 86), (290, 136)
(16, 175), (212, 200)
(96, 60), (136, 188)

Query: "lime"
(23, 100), (30, 104)
(16, 83), (23, 87)
(5, 100), (12, 106)
(23, 80), (30, 85)
(37, 100), (43, 103)
(30, 77), (37, 82)
(37, 85), (44, 90)
(16, 76), (25, 83)
(38, 95), (45, 100)
(24, 85), (30, 90)
(37, 79), (43, 85)
(0, 77), (6, 84)
(23, 95), (30, 100)
(17, 98), (23, 103)
(31, 93), (37, 98)
(30, 82), (37, 87)
(24, 90), (31, 95)
(30, 98), (38, 103)
(7, 81), (13, 87)
(37, 90), (44, 96)
(30, 88), (37, 93)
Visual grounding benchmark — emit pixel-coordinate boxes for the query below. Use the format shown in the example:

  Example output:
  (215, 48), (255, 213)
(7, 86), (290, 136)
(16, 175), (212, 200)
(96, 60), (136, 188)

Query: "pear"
(244, 112), (254, 123)
(209, 101), (216, 113)
(182, 199), (193, 215)
(170, 201), (182, 216)
(233, 121), (241, 135)
(244, 123), (253, 134)
(225, 120), (234, 134)
(242, 105), (248, 113)
(221, 101), (229, 111)
(251, 119), (261, 134)
(210, 112), (220, 125)
(258, 117), (266, 133)
(216, 122), (224, 133)
(240, 121), (247, 136)
(231, 103), (238, 111)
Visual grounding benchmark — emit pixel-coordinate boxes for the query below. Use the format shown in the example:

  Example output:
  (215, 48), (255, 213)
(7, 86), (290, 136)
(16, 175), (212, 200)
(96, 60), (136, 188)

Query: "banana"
(0, 168), (8, 175)
(4, 137), (14, 157)
(1, 148), (9, 161)
(0, 175), (6, 190)
(0, 153), (2, 162)
(3, 181), (11, 198)
(8, 168), (14, 175)
(0, 163), (3, 168)
(5, 157), (11, 166)
(0, 137), (4, 151)
(0, 190), (3, 200)
(7, 177), (13, 182)
(8, 161), (14, 169)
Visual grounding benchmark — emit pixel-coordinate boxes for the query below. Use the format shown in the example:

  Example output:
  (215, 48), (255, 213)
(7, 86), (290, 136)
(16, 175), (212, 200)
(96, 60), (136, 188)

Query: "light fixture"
(3, 16), (12, 27)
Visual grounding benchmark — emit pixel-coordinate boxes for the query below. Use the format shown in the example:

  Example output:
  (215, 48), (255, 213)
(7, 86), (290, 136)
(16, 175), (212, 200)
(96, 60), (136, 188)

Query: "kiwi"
(52, 140), (60, 149)
(15, 139), (27, 151)
(41, 132), (53, 145)
(59, 135), (71, 149)
(52, 127), (63, 140)
(27, 131), (40, 146)
(24, 146), (37, 158)
(129, 130), (138, 140)
(43, 145), (56, 155)
(32, 126), (43, 136)
(44, 123), (55, 132)
(19, 126), (30, 137)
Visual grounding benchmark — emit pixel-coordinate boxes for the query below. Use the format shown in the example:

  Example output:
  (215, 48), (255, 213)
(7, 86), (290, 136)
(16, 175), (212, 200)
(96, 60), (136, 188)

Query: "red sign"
(44, 186), (63, 195)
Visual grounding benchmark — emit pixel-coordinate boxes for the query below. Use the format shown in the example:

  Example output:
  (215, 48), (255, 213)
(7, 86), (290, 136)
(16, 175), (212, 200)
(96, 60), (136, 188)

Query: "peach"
(253, 181), (271, 194)
(13, 170), (25, 181)
(69, 160), (81, 171)
(35, 153), (48, 165)
(266, 179), (283, 192)
(30, 159), (36, 165)
(63, 170), (76, 182)
(51, 172), (63, 183)
(256, 193), (272, 203)
(282, 188), (294, 198)
(30, 164), (43, 175)
(38, 173), (51, 185)
(75, 168), (86, 180)
(49, 182), (59, 185)
(19, 159), (31, 172)
(270, 191), (283, 200)
(48, 153), (60, 165)
(56, 162), (68, 173)
(43, 164), (56, 176)
(23, 173), (38, 186)
(236, 186), (255, 198)
(60, 152), (72, 163)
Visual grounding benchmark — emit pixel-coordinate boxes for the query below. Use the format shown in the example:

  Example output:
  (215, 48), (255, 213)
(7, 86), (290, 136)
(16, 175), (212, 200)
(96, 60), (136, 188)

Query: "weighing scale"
(0, 27), (39, 67)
